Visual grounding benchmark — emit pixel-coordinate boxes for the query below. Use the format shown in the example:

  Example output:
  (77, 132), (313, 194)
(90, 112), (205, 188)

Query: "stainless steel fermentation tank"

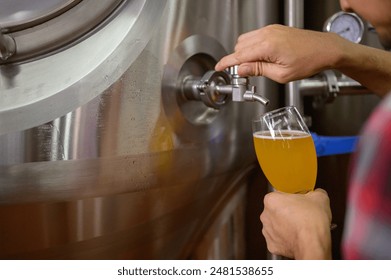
(0, 0), (279, 259)
(1, 0), (381, 260)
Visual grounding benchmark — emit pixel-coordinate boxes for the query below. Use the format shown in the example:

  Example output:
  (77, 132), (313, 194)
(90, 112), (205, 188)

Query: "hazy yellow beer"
(253, 130), (317, 193)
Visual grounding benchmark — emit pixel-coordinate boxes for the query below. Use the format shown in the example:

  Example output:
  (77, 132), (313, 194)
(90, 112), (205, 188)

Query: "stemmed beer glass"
(252, 106), (317, 194)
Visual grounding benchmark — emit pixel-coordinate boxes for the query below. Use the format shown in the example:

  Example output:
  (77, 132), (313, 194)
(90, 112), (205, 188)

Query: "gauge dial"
(324, 12), (364, 43)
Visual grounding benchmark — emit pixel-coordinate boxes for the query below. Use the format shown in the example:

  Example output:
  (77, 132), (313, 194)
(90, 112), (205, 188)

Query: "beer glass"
(252, 106), (317, 194)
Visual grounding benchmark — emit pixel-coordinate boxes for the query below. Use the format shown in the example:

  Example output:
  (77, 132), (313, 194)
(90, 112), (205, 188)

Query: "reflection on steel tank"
(0, 0), (279, 259)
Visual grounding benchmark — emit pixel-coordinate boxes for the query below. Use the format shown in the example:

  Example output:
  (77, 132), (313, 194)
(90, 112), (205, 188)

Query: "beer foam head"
(253, 130), (309, 139)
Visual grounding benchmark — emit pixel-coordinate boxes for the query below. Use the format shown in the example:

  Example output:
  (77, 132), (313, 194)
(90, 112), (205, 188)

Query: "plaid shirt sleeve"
(342, 94), (391, 259)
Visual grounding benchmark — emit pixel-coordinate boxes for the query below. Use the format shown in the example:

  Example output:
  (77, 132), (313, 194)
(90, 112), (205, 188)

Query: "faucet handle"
(227, 65), (239, 76)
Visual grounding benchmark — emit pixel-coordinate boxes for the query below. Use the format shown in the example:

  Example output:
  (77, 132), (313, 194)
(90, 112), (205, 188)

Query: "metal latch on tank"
(181, 65), (269, 109)
(299, 70), (370, 108)
(0, 28), (16, 61)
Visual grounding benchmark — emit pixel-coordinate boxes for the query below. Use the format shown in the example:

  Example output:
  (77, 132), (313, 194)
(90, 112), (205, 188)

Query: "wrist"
(295, 223), (332, 260)
(325, 32), (352, 70)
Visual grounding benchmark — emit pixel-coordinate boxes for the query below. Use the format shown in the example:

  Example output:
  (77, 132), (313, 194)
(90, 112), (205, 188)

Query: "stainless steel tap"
(228, 65), (269, 105)
(182, 65), (269, 109)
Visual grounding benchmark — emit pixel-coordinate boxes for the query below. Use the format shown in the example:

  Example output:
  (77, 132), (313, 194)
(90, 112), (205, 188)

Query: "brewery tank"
(0, 0), (279, 259)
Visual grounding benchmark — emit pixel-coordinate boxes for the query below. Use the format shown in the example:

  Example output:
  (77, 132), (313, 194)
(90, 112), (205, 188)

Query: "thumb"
(313, 188), (328, 196)
(306, 188), (330, 202)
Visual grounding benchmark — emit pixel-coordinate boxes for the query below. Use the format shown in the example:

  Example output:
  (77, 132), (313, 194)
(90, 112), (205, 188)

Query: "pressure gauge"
(324, 11), (364, 43)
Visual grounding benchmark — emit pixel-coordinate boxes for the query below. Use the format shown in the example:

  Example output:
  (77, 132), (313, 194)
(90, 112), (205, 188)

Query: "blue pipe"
(311, 132), (359, 157)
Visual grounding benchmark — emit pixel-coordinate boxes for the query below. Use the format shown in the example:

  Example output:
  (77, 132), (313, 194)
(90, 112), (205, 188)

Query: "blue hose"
(311, 132), (359, 157)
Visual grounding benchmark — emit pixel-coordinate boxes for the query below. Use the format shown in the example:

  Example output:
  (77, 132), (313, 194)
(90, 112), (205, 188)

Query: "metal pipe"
(266, 0), (305, 261)
(284, 0), (304, 28)
(182, 76), (202, 101)
(299, 73), (370, 109)
(284, 0), (304, 111)
(299, 77), (369, 97)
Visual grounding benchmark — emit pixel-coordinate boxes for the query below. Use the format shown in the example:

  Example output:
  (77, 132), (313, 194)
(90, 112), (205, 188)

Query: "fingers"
(236, 25), (282, 48)
(237, 28), (261, 43)
(314, 188), (333, 219)
(313, 188), (328, 195)
(215, 42), (266, 72)
(215, 53), (242, 71)
(262, 191), (280, 210)
(215, 33), (266, 72)
(260, 212), (281, 256)
(260, 203), (294, 258)
(215, 25), (282, 72)
(308, 188), (330, 204)
(262, 227), (283, 256)
(260, 188), (332, 259)
(235, 31), (261, 51)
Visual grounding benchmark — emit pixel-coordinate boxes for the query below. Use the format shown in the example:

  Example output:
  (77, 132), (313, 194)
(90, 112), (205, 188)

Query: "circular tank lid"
(0, 0), (126, 63)
(0, 0), (81, 31)
(0, 0), (168, 135)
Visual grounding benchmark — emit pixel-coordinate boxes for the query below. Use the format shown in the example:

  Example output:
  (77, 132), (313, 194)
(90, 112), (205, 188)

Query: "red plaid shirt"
(342, 94), (391, 259)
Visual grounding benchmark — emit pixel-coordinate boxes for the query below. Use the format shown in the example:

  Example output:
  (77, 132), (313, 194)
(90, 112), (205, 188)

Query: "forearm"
(333, 37), (391, 97)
